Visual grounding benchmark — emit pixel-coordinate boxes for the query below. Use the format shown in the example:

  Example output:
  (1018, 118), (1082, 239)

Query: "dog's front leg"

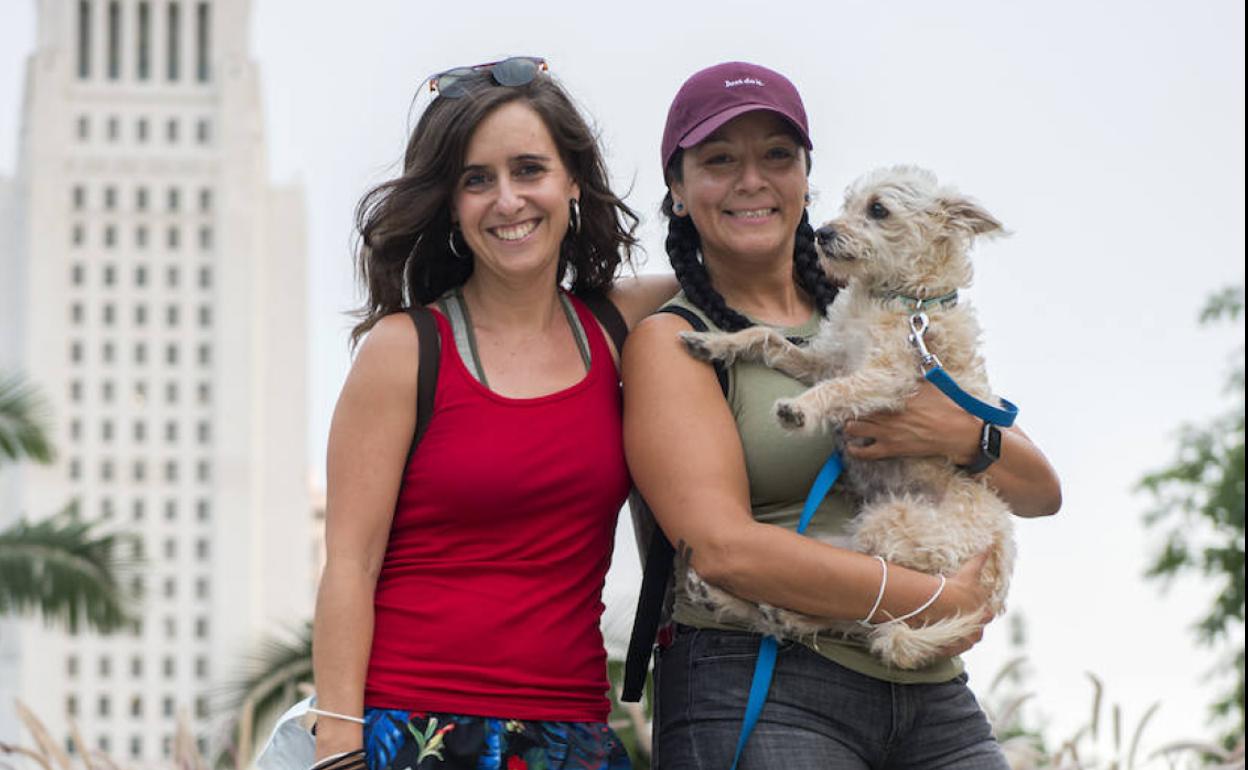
(680, 327), (824, 383)
(774, 364), (910, 433)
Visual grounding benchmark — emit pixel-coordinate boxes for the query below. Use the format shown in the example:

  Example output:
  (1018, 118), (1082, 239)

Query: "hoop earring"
(447, 227), (468, 260)
(568, 198), (581, 235)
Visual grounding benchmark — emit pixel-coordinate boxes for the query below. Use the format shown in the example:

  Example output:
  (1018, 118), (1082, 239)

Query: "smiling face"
(670, 110), (809, 267)
(452, 100), (580, 283)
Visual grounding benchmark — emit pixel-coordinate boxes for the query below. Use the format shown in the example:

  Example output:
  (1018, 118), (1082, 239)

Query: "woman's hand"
(842, 381), (979, 464)
(930, 552), (996, 657)
(844, 382), (1063, 517)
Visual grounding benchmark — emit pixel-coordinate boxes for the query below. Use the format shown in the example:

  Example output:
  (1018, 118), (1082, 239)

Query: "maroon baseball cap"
(661, 61), (812, 174)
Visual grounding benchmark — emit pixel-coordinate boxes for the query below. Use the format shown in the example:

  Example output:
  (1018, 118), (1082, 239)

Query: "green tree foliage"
(1139, 286), (1246, 736)
(0, 371), (138, 634)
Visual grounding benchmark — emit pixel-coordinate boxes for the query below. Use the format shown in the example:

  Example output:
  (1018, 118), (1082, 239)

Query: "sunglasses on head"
(429, 56), (549, 99)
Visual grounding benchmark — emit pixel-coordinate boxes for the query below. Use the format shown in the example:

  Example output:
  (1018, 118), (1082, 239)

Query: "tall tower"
(0, 0), (311, 760)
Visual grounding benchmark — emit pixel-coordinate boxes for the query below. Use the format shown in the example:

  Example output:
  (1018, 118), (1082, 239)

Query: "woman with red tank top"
(310, 58), (675, 770)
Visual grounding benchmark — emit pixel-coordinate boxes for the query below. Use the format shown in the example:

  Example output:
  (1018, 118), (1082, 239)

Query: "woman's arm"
(312, 314), (420, 757)
(622, 315), (994, 631)
(607, 274), (680, 329)
(841, 382), (1062, 518)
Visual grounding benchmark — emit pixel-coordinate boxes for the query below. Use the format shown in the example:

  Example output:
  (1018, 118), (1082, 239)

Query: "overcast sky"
(2, 0), (1244, 759)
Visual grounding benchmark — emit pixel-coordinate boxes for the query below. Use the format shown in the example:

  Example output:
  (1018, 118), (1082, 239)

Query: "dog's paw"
(774, 399), (808, 431)
(678, 331), (718, 361)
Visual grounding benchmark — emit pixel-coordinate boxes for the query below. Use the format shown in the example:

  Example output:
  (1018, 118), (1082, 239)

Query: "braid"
(664, 197), (753, 332)
(791, 209), (841, 316)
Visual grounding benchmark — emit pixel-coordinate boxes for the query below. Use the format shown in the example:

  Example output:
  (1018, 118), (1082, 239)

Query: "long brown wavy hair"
(350, 69), (639, 348)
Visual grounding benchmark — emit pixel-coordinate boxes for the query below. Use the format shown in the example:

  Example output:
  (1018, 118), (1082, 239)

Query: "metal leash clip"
(908, 311), (942, 372)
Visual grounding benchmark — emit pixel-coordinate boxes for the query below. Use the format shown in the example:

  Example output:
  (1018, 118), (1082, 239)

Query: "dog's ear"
(939, 196), (1005, 237)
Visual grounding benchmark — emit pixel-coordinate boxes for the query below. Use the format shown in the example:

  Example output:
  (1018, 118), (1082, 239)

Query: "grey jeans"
(654, 625), (1009, 770)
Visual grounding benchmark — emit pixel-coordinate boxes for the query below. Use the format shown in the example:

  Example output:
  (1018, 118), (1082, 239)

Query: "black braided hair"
(662, 183), (839, 332)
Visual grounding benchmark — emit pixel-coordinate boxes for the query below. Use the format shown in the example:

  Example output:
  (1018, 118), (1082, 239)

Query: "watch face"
(984, 423), (1003, 460)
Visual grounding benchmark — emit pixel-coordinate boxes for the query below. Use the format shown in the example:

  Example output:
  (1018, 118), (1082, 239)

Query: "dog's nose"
(815, 225), (837, 247)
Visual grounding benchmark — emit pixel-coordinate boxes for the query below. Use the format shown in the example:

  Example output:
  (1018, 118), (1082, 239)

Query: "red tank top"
(364, 294), (630, 721)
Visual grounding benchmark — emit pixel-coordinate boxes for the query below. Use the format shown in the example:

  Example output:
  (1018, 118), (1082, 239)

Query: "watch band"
(958, 420), (1001, 474)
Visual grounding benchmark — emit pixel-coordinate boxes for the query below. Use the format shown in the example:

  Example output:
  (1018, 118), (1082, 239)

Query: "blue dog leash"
(729, 451), (843, 770)
(729, 303), (1018, 769)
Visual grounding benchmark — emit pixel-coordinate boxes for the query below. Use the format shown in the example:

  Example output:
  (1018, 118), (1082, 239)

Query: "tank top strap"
(563, 290), (617, 380)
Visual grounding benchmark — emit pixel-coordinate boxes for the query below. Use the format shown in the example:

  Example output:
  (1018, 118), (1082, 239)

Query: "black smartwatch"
(958, 420), (1002, 474)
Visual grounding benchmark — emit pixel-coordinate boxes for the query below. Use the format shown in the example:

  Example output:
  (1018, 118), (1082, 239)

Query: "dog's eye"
(868, 202), (890, 220)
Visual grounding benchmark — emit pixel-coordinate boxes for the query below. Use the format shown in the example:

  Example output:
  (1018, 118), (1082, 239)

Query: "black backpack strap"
(576, 290), (629, 355)
(403, 306), (441, 466)
(621, 304), (728, 702)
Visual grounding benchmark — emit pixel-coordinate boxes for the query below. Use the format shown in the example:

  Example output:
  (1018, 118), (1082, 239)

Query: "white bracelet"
(889, 574), (947, 624)
(858, 555), (889, 628)
(308, 707), (365, 725)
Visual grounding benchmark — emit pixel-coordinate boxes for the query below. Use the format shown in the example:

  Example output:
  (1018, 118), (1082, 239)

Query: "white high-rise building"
(0, 0), (311, 760)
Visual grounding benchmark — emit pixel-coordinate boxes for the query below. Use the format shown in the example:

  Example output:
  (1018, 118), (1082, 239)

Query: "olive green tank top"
(665, 293), (962, 684)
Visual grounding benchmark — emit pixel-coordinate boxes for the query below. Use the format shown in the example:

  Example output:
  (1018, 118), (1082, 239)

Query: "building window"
(165, 381), (179, 404)
(165, 345), (178, 366)
(101, 459), (114, 482)
(195, 577), (208, 599)
(101, 497), (114, 519)
(194, 617), (208, 638)
(71, 303), (83, 324)
(167, 187), (180, 211)
(135, 265), (148, 286)
(198, 226), (212, 250)
(103, 304), (115, 325)
(196, 499), (209, 521)
(107, 116), (119, 141)
(196, 460), (210, 482)
(195, 2), (209, 82)
(167, 305), (179, 326)
(197, 382), (210, 404)
(164, 499), (177, 520)
(107, 1), (121, 80)
(164, 460), (178, 482)
(195, 657), (208, 679)
(199, 188), (211, 211)
(167, 226), (179, 250)
(134, 342), (147, 365)
(196, 421), (210, 444)
(166, 117), (178, 143)
(68, 458), (81, 480)
(133, 460), (146, 482)
(166, 2), (180, 81)
(101, 341), (115, 364)
(134, 420), (146, 442)
(135, 305), (148, 326)
(67, 695), (78, 717)
(103, 264), (116, 286)
(99, 656), (111, 678)
(103, 186), (116, 209)
(72, 263), (85, 285)
(167, 265), (180, 288)
(76, 114), (89, 140)
(132, 498), (145, 520)
(72, 224), (85, 246)
(70, 341), (83, 364)
(67, 656), (79, 677)
(195, 538), (209, 560)
(136, 2), (151, 80)
(198, 266), (211, 289)
(165, 420), (177, 442)
(163, 577), (175, 597)
(77, 1), (91, 79)
(103, 224), (116, 248)
(131, 656), (143, 677)
(136, 186), (148, 210)
(130, 735), (142, 759)
(98, 695), (111, 718)
(72, 185), (85, 210)
(136, 225), (148, 249)
(163, 657), (175, 677)
(102, 380), (115, 402)
(137, 116), (149, 142)
(195, 696), (210, 719)
(101, 420), (113, 442)
(163, 696), (174, 717)
(198, 305), (211, 327)
(69, 380), (83, 401)
(195, 118), (210, 145)
(70, 419), (82, 440)
(197, 344), (211, 366)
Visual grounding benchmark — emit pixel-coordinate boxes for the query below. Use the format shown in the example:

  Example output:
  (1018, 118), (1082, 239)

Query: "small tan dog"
(679, 165), (1015, 669)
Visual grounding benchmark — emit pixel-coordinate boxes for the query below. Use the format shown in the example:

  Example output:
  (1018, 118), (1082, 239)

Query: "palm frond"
(0, 374), (55, 467)
(220, 621), (314, 744)
(0, 504), (140, 633)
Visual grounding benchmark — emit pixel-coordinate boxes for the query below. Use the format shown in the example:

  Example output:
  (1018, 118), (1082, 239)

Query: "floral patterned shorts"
(363, 709), (632, 770)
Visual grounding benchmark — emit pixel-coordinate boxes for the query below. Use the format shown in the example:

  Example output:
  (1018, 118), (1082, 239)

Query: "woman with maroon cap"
(623, 62), (1061, 769)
